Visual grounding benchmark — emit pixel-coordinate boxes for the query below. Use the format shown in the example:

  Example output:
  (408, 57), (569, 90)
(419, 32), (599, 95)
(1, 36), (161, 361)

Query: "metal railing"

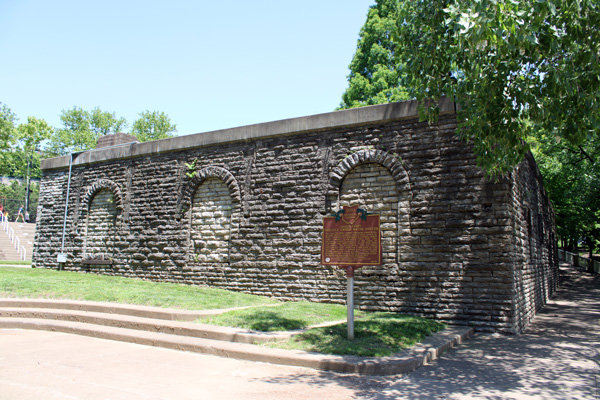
(559, 249), (600, 274)
(1, 217), (29, 261)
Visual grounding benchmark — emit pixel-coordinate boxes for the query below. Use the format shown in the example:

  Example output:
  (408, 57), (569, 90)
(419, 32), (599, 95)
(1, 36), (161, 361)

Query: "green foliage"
(46, 107), (128, 157)
(0, 181), (39, 220)
(9, 116), (54, 180)
(16, 117), (54, 153)
(0, 110), (52, 212)
(131, 110), (177, 142)
(184, 157), (198, 178)
(0, 102), (17, 151)
(270, 313), (445, 357)
(394, 0), (600, 177)
(339, 0), (409, 109)
(533, 133), (600, 254)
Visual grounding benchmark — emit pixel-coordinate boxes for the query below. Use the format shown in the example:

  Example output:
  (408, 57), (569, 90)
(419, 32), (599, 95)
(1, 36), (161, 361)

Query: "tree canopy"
(0, 102), (17, 151)
(340, 0), (599, 249)
(533, 131), (600, 255)
(0, 103), (178, 220)
(394, 0), (600, 176)
(339, 0), (409, 109)
(13, 117), (54, 179)
(46, 107), (128, 157)
(131, 110), (177, 142)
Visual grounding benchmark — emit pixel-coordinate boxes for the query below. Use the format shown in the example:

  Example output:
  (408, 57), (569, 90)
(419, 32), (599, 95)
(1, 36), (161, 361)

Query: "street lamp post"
(25, 155), (30, 218)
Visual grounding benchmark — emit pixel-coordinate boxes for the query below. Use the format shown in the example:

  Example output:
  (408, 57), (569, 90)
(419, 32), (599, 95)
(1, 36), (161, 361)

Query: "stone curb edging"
(0, 299), (474, 375)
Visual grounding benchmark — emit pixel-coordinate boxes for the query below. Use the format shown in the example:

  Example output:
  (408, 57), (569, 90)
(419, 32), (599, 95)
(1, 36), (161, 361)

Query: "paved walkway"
(381, 264), (600, 399)
(1, 263), (598, 399)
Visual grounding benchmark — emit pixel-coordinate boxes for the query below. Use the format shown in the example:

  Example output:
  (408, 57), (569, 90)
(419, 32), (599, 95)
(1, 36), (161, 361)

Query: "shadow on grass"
(286, 313), (446, 357)
(217, 310), (307, 332)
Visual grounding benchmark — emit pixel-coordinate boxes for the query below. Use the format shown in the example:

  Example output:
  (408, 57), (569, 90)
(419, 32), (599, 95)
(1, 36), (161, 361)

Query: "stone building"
(34, 98), (558, 333)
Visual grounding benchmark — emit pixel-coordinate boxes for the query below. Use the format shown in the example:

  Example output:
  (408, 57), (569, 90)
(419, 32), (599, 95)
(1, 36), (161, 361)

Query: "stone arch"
(76, 179), (124, 235)
(183, 166), (241, 264)
(328, 149), (410, 197)
(180, 166), (242, 215)
(81, 179), (124, 213)
(328, 149), (412, 266)
(79, 179), (123, 262)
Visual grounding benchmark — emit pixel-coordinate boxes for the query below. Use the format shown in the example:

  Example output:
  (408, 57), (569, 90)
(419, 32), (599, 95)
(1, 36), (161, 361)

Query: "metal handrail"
(558, 249), (600, 274)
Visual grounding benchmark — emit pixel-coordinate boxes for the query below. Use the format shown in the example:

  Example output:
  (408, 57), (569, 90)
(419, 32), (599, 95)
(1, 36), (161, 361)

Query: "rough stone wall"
(190, 178), (235, 263)
(508, 154), (559, 333)
(34, 101), (558, 333)
(83, 188), (118, 259)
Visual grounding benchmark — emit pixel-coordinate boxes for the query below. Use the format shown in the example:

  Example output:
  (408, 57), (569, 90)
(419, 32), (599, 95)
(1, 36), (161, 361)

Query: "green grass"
(0, 260), (32, 265)
(269, 313), (446, 357)
(0, 266), (279, 310)
(201, 301), (363, 331)
(0, 266), (446, 357)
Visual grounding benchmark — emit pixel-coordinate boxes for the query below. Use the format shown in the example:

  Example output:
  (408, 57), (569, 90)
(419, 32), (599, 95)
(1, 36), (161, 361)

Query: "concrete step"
(0, 308), (288, 344)
(0, 298), (277, 321)
(0, 237), (23, 261)
(0, 222), (34, 261)
(0, 298), (473, 375)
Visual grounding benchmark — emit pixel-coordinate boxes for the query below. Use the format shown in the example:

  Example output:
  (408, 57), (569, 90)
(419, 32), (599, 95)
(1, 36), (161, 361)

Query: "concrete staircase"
(0, 298), (472, 375)
(0, 220), (35, 261)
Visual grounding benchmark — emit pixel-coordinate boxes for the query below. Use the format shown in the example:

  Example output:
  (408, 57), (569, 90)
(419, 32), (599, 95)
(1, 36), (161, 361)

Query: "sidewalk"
(0, 263), (598, 399)
(384, 263), (600, 399)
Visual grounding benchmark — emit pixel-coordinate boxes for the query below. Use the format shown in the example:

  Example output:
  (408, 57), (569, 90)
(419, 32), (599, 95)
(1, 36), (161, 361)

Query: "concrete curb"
(0, 299), (473, 375)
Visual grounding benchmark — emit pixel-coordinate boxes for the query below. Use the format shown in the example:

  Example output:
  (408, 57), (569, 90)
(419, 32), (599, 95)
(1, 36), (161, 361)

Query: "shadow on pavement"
(257, 264), (600, 399)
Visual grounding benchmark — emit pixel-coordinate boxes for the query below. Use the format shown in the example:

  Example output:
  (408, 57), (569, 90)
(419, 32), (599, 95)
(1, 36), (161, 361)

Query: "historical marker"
(321, 205), (382, 340)
(321, 205), (381, 267)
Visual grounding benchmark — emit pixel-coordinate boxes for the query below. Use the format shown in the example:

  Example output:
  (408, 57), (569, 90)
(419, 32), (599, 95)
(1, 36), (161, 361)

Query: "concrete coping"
(41, 97), (457, 171)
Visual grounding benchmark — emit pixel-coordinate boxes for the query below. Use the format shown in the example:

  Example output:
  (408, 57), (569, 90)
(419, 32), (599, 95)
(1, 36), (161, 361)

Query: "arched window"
(337, 163), (399, 264)
(83, 188), (118, 260)
(190, 178), (235, 263)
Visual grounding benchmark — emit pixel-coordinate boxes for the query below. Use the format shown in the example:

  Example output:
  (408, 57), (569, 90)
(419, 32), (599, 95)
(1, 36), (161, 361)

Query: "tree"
(131, 110), (177, 142)
(0, 102), (17, 150)
(0, 103), (18, 177)
(46, 107), (128, 156)
(89, 107), (128, 136)
(339, 0), (409, 109)
(533, 132), (600, 255)
(13, 117), (54, 180)
(394, 0), (600, 177)
(0, 180), (40, 222)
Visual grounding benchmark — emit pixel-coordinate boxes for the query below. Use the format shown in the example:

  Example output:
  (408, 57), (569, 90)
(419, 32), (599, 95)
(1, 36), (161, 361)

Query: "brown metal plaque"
(321, 206), (381, 266)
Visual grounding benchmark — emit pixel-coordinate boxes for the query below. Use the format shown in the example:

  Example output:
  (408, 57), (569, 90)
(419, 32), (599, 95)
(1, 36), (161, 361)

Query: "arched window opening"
(190, 178), (234, 263)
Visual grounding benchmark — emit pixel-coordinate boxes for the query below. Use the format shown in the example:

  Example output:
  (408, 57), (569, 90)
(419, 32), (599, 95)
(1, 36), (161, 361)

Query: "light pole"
(25, 154), (30, 219)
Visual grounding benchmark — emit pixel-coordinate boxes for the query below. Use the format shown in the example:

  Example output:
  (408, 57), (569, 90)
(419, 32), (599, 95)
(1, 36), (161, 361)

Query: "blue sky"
(0, 1), (375, 137)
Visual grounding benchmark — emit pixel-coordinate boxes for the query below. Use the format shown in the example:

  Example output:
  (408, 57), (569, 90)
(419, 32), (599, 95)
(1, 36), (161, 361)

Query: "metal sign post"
(346, 266), (356, 340)
(321, 205), (382, 342)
